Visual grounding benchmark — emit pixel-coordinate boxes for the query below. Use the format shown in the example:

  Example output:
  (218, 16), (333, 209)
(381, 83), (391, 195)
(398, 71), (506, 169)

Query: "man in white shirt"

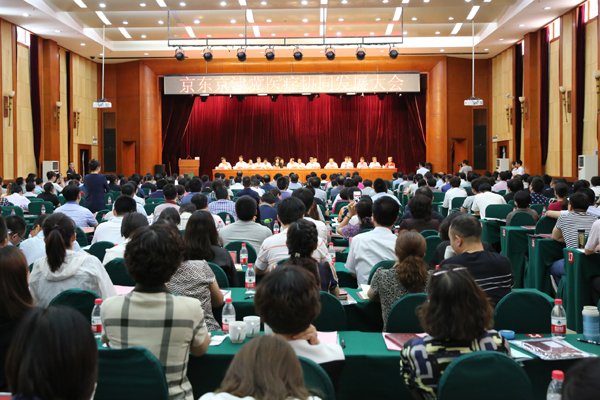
(250, 179), (266, 197)
(5, 186), (31, 211)
(369, 157), (381, 169)
(341, 156), (354, 169)
(247, 160), (256, 169)
(230, 176), (244, 189)
(309, 177), (327, 203)
(459, 160), (472, 174)
(471, 182), (507, 219)
(306, 157), (320, 170)
(442, 177), (468, 209)
(261, 159), (273, 169)
(371, 178), (400, 205)
(24, 182), (38, 198)
(325, 158), (339, 169)
(233, 156), (247, 170)
(46, 171), (64, 194)
(357, 157), (368, 168)
(416, 162), (430, 176)
(255, 197), (331, 273)
(217, 157), (232, 169)
(219, 195), (272, 253)
(297, 158), (306, 168)
(292, 188), (328, 243)
(287, 158), (298, 168)
(346, 196), (399, 285)
(512, 159), (525, 177)
(92, 196), (137, 245)
(492, 171), (510, 193)
(103, 184), (147, 221)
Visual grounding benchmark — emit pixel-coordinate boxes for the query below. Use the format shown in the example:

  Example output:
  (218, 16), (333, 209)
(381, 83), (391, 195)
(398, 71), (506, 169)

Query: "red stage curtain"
(162, 90), (426, 177)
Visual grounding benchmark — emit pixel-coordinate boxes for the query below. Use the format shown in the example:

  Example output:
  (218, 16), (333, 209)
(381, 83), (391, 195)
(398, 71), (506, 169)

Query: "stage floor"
(212, 168), (396, 181)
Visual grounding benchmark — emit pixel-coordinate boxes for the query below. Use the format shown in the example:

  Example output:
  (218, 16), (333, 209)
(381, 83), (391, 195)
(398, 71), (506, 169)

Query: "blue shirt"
(260, 184), (276, 191)
(83, 173), (109, 212)
(441, 183), (451, 193)
(148, 190), (164, 199)
(236, 188), (260, 202)
(180, 192), (201, 204)
(259, 204), (278, 229)
(54, 201), (97, 227)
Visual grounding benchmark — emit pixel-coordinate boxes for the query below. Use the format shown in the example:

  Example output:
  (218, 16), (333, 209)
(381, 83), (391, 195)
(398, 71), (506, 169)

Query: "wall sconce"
(594, 70), (600, 114)
(559, 86), (571, 122)
(55, 101), (62, 131)
(3, 91), (15, 126)
(504, 104), (512, 130)
(74, 108), (81, 131)
(518, 96), (527, 124)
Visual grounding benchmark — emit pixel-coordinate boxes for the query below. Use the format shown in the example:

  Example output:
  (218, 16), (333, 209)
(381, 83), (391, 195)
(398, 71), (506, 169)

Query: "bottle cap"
(242, 243), (246, 247)
(552, 370), (564, 381)
(226, 298), (233, 303)
(95, 299), (102, 305)
(329, 242), (334, 246)
(248, 264), (253, 268)
(555, 299), (563, 305)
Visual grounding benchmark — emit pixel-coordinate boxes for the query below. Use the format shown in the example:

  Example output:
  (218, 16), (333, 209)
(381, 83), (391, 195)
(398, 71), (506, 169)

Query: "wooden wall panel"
(42, 39), (60, 163)
(583, 19), (598, 156)
(523, 31), (542, 176)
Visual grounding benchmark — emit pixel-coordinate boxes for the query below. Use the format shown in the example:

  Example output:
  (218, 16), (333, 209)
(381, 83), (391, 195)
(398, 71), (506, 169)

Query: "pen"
(244, 295), (254, 300)
(341, 339), (346, 348)
(577, 338), (600, 346)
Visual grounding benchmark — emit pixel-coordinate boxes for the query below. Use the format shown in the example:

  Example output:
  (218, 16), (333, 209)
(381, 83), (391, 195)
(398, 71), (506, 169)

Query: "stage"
(212, 168), (396, 181)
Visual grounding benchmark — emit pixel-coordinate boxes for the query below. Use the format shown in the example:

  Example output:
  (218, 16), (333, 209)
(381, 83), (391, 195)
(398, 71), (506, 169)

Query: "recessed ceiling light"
(449, 17), (454, 20)
(123, 21), (128, 24)
(341, 0), (347, 4)
(499, 38), (504, 40)
(81, 43), (86, 46)
(180, 2), (186, 5)
(519, 24), (524, 27)
(194, 19), (200, 24)
(158, 20), (164, 24)
(55, 30), (61, 32)
(304, 33), (309, 35)
(403, 31), (407, 34)
(424, 0), (429, 2)
(380, 50), (384, 52)
(266, 19), (272, 22)
(302, 18), (308, 22)
(230, 19), (236, 23)
(301, 0), (308, 4)
(74, 0), (87, 8)
(435, 31), (440, 34)
(484, 48), (489, 51)
(261, 1), (267, 4)
(411, 17), (417, 20)
(207, 34), (211, 37)
(271, 33), (276, 36)
(100, 53), (103, 56)
(141, 34), (146, 38)
(22, 13), (29, 16)
(99, 3), (105, 7)
(144, 53), (148, 55)
(440, 49), (445, 52)
(382, 0), (388, 3)
(337, 31), (341, 35)
(544, 6), (551, 9)
(220, 1), (226, 5)
(370, 32), (374, 35)
(375, 18), (380, 21)
(239, 33), (244, 36)
(140, 2), (146, 6)
(339, 18), (344, 21)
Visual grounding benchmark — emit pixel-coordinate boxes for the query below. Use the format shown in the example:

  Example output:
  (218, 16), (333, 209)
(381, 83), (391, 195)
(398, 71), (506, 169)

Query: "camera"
(458, 163), (463, 168)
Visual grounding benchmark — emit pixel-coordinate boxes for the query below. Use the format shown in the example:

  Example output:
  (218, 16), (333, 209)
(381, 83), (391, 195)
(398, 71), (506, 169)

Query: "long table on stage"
(212, 168), (397, 181)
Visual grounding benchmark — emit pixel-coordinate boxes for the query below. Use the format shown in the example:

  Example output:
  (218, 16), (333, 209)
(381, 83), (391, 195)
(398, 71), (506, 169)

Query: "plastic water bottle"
(546, 370), (564, 400)
(328, 242), (336, 266)
(394, 228), (399, 237)
(245, 263), (256, 294)
(542, 206), (547, 216)
(41, 204), (46, 215)
(326, 221), (332, 240)
(91, 298), (102, 340)
(222, 298), (236, 333)
(108, 195), (112, 205)
(225, 214), (231, 226)
(513, 207), (516, 212)
(240, 243), (248, 266)
(273, 220), (280, 234)
(551, 299), (567, 339)
(10, 209), (15, 216)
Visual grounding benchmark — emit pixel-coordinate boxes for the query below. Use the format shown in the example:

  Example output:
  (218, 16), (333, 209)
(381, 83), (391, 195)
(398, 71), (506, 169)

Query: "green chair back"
(142, 188), (150, 197)
(313, 291), (347, 332)
(357, 228), (373, 235)
(96, 209), (111, 224)
(424, 236), (442, 264)
(508, 211), (536, 227)
(27, 201), (54, 216)
(535, 216), (557, 234)
(58, 195), (66, 205)
(217, 212), (235, 224)
(450, 197), (467, 210)
(2, 206), (24, 217)
(23, 223), (33, 239)
(432, 192), (445, 202)
(76, 226), (89, 247)
(386, 293), (428, 333)
(79, 197), (85, 207)
(48, 288), (100, 319)
(493, 289), (554, 333)
(95, 347), (170, 400)
(105, 193), (116, 204)
(437, 352), (533, 400)
(87, 241), (115, 262)
(367, 259), (396, 284)
(484, 204), (514, 220)
(224, 241), (258, 263)
(497, 190), (507, 196)
(333, 201), (349, 215)
(104, 258), (136, 286)
(145, 198), (166, 205)
(144, 204), (157, 215)
(420, 229), (439, 238)
(28, 197), (43, 203)
(530, 204), (549, 215)
(508, 199), (515, 207)
(298, 357), (336, 400)
(208, 262), (231, 288)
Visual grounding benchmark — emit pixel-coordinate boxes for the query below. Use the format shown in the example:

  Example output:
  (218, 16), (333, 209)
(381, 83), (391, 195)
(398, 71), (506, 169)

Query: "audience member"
(178, 203), (196, 230)
(29, 213), (116, 307)
(92, 195), (137, 245)
(148, 179), (168, 199)
(37, 182), (60, 208)
(5, 215), (26, 247)
(460, 178), (482, 213)
(46, 171), (65, 194)
(102, 223), (210, 400)
(372, 178), (401, 205)
(103, 213), (149, 265)
(471, 182), (507, 219)
(292, 188), (327, 243)
(492, 171), (510, 193)
(190, 193), (225, 231)
(368, 231), (429, 331)
(260, 174), (275, 191)
(591, 176), (600, 197)
(181, 178), (204, 204)
(23, 181), (37, 198)
(208, 187), (238, 221)
(339, 196), (375, 239)
(235, 176), (261, 202)
(157, 207), (181, 227)
(400, 195), (440, 232)
(53, 184), (97, 227)
(442, 177), (467, 210)
(505, 190), (539, 226)
(562, 358), (600, 400)
(152, 183), (180, 222)
(254, 266), (345, 389)
(82, 159), (110, 212)
(529, 177), (549, 205)
(504, 178), (524, 203)
(548, 182), (569, 211)
(4, 184), (30, 211)
(401, 265), (511, 399)
(346, 197), (399, 285)
(219, 195), (272, 253)
(309, 177), (327, 203)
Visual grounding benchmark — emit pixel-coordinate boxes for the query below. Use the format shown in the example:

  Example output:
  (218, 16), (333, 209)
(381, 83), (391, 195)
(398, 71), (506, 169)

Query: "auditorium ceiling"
(3, 0), (585, 62)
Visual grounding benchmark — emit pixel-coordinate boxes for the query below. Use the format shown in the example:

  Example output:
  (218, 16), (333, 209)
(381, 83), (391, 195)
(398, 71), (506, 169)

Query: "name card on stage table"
(164, 72), (420, 95)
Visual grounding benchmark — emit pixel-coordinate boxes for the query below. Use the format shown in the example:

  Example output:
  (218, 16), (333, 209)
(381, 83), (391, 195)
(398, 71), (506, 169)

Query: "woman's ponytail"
(42, 214), (76, 272)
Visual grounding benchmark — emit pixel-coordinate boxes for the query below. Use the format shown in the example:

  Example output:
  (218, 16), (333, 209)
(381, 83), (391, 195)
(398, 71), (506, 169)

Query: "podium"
(179, 159), (200, 178)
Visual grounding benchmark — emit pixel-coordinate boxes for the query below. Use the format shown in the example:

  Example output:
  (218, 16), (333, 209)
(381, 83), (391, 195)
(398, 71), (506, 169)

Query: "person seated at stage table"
(400, 265), (511, 399)
(255, 156), (262, 166)
(287, 158), (298, 168)
(261, 158), (273, 169)
(305, 157), (319, 170)
(275, 158), (286, 168)
(341, 156), (354, 169)
(325, 158), (338, 169)
(235, 176), (260, 202)
(357, 157), (368, 168)
(217, 157), (232, 170)
(233, 156), (247, 169)
(369, 157), (381, 169)
(207, 187), (237, 221)
(385, 157), (396, 168)
(297, 158), (306, 168)
(247, 159), (256, 169)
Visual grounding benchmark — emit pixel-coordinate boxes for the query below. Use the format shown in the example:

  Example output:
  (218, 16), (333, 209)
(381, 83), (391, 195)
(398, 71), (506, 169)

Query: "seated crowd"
(1, 158), (600, 400)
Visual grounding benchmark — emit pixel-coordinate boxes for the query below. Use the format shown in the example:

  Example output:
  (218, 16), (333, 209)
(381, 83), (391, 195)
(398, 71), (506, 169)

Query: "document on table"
(317, 331), (339, 345)
(209, 334), (227, 347)
(510, 347), (534, 362)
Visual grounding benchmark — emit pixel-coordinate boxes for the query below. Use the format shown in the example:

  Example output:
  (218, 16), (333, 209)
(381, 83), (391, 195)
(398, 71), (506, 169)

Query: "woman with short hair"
(399, 194), (440, 232)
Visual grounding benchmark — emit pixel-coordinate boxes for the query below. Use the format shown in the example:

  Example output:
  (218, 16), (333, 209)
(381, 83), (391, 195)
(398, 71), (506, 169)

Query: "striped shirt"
(440, 251), (513, 305)
(255, 228), (332, 271)
(556, 212), (598, 248)
(207, 199), (237, 221)
(101, 287), (208, 400)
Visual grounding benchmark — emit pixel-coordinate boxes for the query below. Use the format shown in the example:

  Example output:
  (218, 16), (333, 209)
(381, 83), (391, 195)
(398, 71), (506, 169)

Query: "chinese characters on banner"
(164, 72), (420, 95)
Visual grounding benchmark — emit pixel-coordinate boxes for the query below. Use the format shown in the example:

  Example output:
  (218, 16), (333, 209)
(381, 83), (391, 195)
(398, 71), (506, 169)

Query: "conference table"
(500, 226), (535, 288)
(186, 332), (600, 400)
(212, 168), (396, 182)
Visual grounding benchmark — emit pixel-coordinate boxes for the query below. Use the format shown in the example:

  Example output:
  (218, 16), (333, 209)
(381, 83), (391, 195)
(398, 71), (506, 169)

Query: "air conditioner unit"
(496, 158), (510, 172)
(578, 155), (598, 182)
(42, 161), (60, 179)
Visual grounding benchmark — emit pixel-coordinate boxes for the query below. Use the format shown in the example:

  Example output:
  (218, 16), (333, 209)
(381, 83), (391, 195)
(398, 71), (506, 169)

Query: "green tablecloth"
(564, 249), (600, 332)
(213, 287), (382, 333)
(526, 238), (565, 296)
(235, 262), (356, 289)
(186, 332), (599, 400)
(500, 226), (534, 288)
(337, 247), (349, 263)
(480, 219), (503, 248)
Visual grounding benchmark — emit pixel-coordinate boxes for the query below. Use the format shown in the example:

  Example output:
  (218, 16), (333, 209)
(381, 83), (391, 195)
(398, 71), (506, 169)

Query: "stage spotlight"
(200, 95), (209, 102)
(325, 48), (335, 61)
(175, 48), (185, 61)
(271, 94), (279, 102)
(389, 49), (399, 59)
(356, 48), (366, 60)
(307, 94), (315, 101)
(237, 95), (246, 102)
(293, 50), (303, 61)
(203, 49), (213, 62)
(237, 49), (246, 62)
(377, 93), (386, 101)
(265, 49), (275, 61)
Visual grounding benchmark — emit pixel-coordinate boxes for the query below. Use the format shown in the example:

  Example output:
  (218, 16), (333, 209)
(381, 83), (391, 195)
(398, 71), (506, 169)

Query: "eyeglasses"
(432, 266), (467, 277)
(7, 230), (24, 242)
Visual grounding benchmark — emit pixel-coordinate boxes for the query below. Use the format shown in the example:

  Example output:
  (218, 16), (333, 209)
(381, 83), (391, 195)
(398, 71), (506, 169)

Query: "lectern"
(179, 159), (200, 178)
